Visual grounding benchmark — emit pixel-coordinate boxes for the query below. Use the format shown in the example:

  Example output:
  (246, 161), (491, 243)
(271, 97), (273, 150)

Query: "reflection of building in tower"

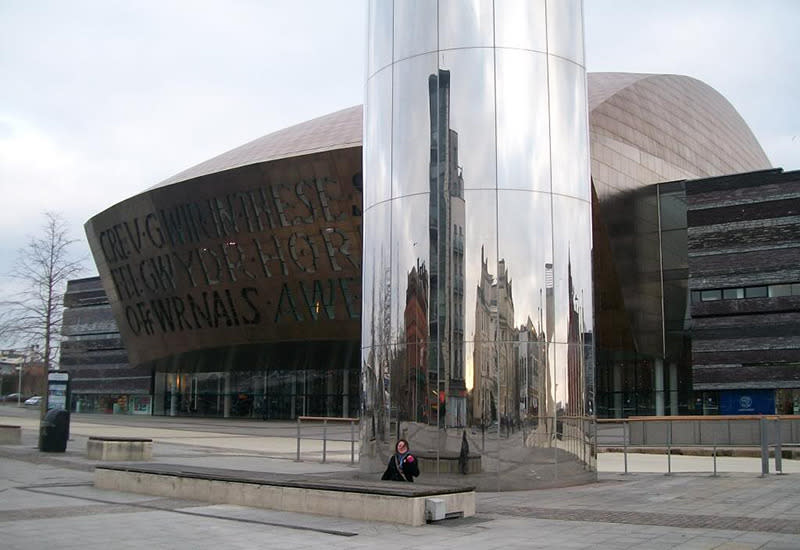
(582, 331), (594, 415)
(365, 248), (392, 441)
(428, 69), (466, 427)
(516, 317), (545, 419)
(566, 256), (584, 416)
(472, 247), (493, 424)
(472, 248), (516, 423)
(542, 263), (555, 420)
(397, 261), (429, 422)
(496, 259), (516, 421)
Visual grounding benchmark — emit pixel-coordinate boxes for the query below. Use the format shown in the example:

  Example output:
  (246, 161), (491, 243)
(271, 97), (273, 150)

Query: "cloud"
(0, 0), (797, 298)
(584, 0), (800, 170)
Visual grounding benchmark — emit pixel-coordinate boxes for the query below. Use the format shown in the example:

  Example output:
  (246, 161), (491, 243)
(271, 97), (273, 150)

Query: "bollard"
(623, 420), (628, 475)
(774, 418), (783, 474)
(666, 422), (672, 475)
(350, 420), (355, 464)
(554, 417), (559, 480)
(712, 443), (717, 477)
(760, 416), (769, 476)
(712, 422), (718, 477)
(322, 418), (327, 464)
(296, 417), (301, 462)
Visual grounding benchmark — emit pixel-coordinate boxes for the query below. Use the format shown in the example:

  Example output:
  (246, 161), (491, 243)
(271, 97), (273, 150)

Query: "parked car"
(23, 396), (42, 407)
(1, 393), (24, 403)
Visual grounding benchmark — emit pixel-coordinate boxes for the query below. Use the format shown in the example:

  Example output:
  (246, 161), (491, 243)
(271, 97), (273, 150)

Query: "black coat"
(381, 452), (420, 482)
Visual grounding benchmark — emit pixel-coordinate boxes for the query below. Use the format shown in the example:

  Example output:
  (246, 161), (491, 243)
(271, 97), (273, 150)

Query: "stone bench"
(87, 436), (152, 461)
(0, 424), (22, 445)
(416, 452), (482, 474)
(94, 464), (475, 526)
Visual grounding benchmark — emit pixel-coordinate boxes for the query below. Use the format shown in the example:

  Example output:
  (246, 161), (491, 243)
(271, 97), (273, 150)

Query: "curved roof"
(153, 73), (770, 194)
(588, 72), (771, 199)
(153, 104), (362, 189)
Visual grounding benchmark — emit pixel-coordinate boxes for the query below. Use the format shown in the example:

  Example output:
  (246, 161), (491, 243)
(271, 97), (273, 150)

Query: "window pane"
(701, 290), (721, 301)
(723, 288), (744, 299)
(768, 284), (792, 297)
(745, 286), (767, 298)
(793, 283), (800, 296)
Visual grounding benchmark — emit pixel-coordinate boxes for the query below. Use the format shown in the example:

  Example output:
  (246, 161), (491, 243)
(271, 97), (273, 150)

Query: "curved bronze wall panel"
(86, 147), (363, 366)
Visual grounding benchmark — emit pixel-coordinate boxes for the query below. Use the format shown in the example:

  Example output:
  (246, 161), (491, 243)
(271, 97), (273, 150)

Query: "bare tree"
(7, 212), (84, 376)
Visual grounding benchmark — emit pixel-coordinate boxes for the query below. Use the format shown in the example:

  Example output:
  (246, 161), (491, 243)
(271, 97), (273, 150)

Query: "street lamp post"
(17, 364), (22, 406)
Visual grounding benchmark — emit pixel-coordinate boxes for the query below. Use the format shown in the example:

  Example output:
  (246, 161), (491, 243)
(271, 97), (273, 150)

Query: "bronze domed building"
(64, 72), (773, 422)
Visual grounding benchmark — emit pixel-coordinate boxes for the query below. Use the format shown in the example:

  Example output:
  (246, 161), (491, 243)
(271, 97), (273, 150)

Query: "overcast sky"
(1, 0), (798, 289)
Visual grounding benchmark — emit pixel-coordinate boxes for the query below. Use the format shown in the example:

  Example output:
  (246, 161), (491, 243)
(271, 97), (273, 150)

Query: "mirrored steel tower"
(362, 0), (595, 490)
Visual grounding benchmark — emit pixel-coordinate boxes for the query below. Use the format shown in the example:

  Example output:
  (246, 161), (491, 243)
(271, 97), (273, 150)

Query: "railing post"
(296, 416), (301, 462)
(774, 417), (783, 474)
(712, 421), (718, 477)
(623, 420), (628, 475)
(760, 416), (769, 476)
(666, 421), (672, 475)
(553, 416), (559, 480)
(350, 419), (355, 465)
(322, 418), (328, 464)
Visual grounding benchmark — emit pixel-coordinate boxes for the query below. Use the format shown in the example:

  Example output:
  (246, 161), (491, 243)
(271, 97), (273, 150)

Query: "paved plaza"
(1, 407), (798, 549)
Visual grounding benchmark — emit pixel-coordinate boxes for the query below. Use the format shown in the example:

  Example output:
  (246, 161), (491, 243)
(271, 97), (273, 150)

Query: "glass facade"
(363, 0), (595, 490)
(594, 181), (692, 417)
(151, 366), (359, 419)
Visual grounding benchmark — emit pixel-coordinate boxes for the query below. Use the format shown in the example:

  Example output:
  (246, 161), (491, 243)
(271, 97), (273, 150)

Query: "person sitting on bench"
(381, 438), (419, 482)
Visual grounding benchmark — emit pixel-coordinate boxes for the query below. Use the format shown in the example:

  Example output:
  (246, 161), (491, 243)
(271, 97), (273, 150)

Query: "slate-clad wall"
(687, 169), (800, 390)
(60, 277), (151, 395)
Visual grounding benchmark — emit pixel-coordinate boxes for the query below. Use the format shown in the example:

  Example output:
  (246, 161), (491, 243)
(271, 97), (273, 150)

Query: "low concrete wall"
(88, 438), (152, 461)
(95, 467), (475, 526)
(628, 416), (800, 446)
(0, 425), (21, 445)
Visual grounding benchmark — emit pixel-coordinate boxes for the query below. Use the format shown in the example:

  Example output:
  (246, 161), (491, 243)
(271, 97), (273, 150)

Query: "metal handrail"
(595, 415), (796, 475)
(296, 416), (359, 464)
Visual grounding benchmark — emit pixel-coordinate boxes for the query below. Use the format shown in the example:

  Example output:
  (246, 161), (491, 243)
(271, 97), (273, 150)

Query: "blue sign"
(719, 389), (774, 415)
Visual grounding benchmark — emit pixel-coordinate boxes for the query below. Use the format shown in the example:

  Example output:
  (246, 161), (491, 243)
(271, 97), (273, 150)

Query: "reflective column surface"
(362, 0), (594, 490)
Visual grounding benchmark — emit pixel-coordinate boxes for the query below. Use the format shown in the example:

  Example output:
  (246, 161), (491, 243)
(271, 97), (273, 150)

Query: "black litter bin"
(39, 408), (70, 452)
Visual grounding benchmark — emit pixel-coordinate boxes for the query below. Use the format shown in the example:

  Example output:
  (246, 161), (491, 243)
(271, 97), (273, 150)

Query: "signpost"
(47, 371), (70, 411)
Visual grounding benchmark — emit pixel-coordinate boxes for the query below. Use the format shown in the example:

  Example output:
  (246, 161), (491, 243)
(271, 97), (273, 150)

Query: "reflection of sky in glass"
(496, 191), (552, 328)
(365, 70), (392, 209)
(441, 49), (496, 191)
(392, 53), (438, 199)
(550, 58), (590, 201)
(439, 0), (493, 50)
(496, 50), (551, 192)
(494, 0), (547, 52)
(546, 0), (585, 65)
(393, 0), (437, 62)
(367, 0), (393, 76)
